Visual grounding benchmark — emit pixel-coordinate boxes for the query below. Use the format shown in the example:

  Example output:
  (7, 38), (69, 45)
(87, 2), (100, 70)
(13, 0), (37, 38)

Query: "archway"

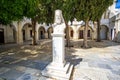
(100, 25), (108, 40)
(47, 27), (53, 39)
(0, 28), (4, 44)
(38, 26), (46, 39)
(22, 23), (32, 41)
(78, 26), (93, 39)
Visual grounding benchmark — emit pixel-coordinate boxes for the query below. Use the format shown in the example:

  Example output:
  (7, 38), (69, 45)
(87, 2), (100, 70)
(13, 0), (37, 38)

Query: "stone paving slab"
(73, 68), (111, 80)
(0, 69), (24, 80)
(17, 73), (39, 80)
(110, 65), (120, 72)
(0, 60), (53, 80)
(107, 73), (120, 80)
(0, 67), (10, 75)
(0, 56), (18, 64)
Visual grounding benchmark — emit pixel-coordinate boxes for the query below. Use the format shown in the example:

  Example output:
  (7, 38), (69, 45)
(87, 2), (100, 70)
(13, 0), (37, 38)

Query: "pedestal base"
(42, 62), (73, 80)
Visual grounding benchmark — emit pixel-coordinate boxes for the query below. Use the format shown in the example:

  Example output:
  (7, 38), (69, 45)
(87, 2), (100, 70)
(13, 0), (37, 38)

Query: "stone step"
(46, 62), (71, 72)
(42, 63), (73, 80)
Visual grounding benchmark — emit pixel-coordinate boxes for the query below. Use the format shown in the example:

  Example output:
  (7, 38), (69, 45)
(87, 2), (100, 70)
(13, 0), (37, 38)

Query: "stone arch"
(11, 22), (18, 31)
(78, 26), (94, 39)
(47, 27), (53, 39)
(38, 26), (46, 39)
(22, 23), (32, 41)
(21, 18), (31, 29)
(100, 25), (109, 40)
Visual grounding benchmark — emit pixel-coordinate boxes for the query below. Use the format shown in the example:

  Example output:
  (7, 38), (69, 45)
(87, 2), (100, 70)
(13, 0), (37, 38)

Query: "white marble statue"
(53, 10), (66, 34)
(42, 10), (73, 79)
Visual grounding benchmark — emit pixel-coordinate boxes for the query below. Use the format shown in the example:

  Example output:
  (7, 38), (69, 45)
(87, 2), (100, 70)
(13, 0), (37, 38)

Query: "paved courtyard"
(0, 39), (120, 80)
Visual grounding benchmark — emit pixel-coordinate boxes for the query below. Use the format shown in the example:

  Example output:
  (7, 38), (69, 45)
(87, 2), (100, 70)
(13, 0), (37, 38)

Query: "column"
(73, 26), (78, 40)
(16, 22), (23, 44)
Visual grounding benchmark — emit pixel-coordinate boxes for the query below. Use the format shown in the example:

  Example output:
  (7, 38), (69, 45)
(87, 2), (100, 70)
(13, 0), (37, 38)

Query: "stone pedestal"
(42, 33), (73, 80)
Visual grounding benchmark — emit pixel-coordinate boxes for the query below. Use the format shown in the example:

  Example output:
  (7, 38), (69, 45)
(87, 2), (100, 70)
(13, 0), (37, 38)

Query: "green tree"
(23, 0), (44, 45)
(62, 0), (75, 47)
(0, 0), (26, 24)
(92, 0), (113, 42)
(0, 0), (51, 45)
(48, 0), (113, 48)
(73, 0), (113, 48)
(73, 0), (93, 48)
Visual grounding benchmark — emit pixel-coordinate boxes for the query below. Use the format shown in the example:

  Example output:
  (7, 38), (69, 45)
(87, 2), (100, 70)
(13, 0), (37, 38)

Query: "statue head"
(54, 10), (64, 24)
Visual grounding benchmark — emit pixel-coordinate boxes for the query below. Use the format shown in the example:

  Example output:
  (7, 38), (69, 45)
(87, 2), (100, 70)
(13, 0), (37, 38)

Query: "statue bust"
(53, 10), (66, 34)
